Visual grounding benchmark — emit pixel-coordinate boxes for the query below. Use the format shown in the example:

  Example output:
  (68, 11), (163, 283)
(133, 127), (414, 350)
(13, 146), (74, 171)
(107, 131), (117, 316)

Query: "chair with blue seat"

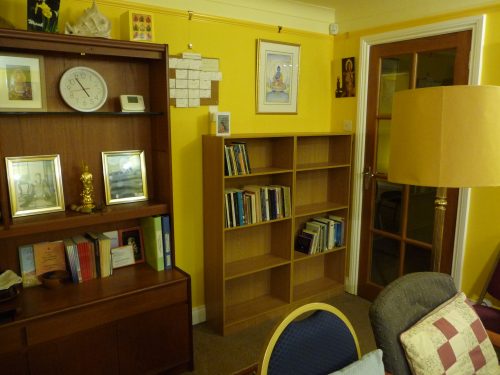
(260, 302), (361, 375)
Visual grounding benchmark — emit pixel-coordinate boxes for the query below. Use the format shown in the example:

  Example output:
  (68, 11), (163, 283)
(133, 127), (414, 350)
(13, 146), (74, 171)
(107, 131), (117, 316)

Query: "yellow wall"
(5, 0), (500, 309)
(3, 0), (335, 308)
(332, 5), (500, 303)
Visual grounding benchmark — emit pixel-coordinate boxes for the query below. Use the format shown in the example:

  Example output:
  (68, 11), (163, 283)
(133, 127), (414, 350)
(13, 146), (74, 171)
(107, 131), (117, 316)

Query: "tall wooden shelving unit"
(0, 29), (193, 374)
(203, 133), (353, 335)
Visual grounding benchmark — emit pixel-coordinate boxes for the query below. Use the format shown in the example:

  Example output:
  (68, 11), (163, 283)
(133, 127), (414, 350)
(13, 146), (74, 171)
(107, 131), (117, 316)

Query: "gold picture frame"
(5, 155), (65, 217)
(0, 53), (46, 112)
(102, 150), (148, 205)
(256, 39), (300, 114)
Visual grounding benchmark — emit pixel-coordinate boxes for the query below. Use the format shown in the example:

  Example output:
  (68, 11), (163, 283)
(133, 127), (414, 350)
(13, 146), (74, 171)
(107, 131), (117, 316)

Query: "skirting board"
(192, 305), (206, 325)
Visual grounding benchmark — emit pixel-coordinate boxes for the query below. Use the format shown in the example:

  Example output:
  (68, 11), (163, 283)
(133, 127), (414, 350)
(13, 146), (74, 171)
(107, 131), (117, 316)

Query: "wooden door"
(358, 31), (472, 300)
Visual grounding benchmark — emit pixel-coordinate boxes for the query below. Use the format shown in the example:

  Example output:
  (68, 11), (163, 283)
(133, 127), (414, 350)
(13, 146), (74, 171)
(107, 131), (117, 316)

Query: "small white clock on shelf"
(59, 66), (108, 112)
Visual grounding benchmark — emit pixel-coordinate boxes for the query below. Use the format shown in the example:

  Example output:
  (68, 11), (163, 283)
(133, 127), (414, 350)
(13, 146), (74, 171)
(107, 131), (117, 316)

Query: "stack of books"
(224, 185), (291, 228)
(224, 142), (251, 176)
(295, 215), (345, 255)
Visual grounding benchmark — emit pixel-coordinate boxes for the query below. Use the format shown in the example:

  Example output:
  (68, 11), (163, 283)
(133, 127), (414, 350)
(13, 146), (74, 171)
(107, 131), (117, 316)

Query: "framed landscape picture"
(5, 154), (65, 217)
(102, 150), (148, 205)
(256, 39), (300, 114)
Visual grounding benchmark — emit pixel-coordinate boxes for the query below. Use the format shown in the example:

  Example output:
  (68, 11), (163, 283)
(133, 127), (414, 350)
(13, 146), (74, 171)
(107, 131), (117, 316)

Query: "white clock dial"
(59, 66), (108, 112)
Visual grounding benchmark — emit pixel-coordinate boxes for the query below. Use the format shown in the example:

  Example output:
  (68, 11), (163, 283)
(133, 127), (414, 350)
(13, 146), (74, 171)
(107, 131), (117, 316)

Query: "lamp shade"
(388, 85), (500, 187)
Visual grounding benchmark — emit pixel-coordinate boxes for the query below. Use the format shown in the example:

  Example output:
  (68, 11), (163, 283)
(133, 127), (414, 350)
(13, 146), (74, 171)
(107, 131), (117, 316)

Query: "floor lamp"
(388, 85), (500, 271)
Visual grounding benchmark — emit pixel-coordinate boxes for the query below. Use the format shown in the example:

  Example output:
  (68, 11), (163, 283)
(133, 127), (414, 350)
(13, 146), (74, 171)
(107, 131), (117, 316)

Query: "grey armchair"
(369, 272), (457, 375)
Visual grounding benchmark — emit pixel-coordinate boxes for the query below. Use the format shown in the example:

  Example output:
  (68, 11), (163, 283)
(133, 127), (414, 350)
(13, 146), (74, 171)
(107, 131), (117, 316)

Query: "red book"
(73, 235), (92, 281)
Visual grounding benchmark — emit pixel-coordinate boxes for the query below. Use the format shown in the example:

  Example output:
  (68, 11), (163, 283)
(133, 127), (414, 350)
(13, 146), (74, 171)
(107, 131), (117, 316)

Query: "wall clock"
(59, 66), (108, 112)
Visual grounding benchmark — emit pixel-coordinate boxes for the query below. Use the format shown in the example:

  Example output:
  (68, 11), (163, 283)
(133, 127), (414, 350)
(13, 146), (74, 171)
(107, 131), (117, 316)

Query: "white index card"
(200, 80), (211, 90)
(201, 58), (219, 72)
(170, 89), (177, 98)
(176, 98), (188, 107)
(188, 89), (200, 98)
(176, 59), (189, 69)
(188, 70), (200, 80)
(169, 79), (176, 89)
(169, 58), (179, 68)
(189, 59), (202, 70)
(200, 89), (211, 98)
(189, 98), (200, 107)
(176, 79), (188, 89)
(188, 79), (200, 89)
(176, 89), (188, 99)
(200, 71), (211, 80)
(176, 69), (188, 79)
(182, 52), (202, 60)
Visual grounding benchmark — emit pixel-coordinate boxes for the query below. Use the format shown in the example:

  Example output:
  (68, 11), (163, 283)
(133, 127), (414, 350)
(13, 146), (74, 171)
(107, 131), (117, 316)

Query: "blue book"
(18, 244), (41, 287)
(161, 215), (173, 270)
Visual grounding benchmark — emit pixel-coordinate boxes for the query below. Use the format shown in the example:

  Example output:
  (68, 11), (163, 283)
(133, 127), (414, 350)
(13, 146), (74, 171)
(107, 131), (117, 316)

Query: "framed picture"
(341, 57), (356, 97)
(0, 53), (46, 112)
(118, 227), (144, 263)
(5, 155), (65, 218)
(256, 39), (300, 114)
(216, 112), (231, 136)
(120, 11), (154, 42)
(102, 150), (148, 205)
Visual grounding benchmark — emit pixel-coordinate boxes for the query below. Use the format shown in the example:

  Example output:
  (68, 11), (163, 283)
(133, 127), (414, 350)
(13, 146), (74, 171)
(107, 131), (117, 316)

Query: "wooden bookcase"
(202, 133), (353, 335)
(0, 29), (193, 374)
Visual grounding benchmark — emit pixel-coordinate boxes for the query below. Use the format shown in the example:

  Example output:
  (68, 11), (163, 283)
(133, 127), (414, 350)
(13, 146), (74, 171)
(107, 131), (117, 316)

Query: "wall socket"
(343, 119), (353, 131)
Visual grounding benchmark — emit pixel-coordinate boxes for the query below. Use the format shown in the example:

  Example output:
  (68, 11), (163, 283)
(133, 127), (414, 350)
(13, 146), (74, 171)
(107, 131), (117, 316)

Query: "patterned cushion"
(400, 292), (499, 375)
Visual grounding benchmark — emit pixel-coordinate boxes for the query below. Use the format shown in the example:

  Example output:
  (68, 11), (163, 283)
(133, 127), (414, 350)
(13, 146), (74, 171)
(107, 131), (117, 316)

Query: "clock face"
(59, 67), (108, 112)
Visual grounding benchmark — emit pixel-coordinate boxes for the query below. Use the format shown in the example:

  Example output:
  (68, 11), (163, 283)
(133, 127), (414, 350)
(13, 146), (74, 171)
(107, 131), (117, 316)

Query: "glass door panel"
(376, 119), (391, 174)
(417, 49), (456, 88)
(404, 243), (431, 274)
(378, 55), (411, 115)
(407, 186), (435, 243)
(371, 235), (401, 287)
(374, 180), (402, 234)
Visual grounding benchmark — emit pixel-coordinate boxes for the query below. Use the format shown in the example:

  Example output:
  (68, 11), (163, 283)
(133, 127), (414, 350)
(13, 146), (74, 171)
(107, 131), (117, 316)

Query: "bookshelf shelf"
(203, 133), (353, 335)
(0, 29), (192, 374)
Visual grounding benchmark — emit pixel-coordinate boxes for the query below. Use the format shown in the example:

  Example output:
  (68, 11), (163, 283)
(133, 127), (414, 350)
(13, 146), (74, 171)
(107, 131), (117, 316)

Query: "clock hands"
(75, 77), (90, 97)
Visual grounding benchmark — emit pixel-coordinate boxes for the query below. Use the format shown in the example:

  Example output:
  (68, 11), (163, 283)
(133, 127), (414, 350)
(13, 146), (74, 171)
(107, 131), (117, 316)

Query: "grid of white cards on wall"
(168, 52), (222, 108)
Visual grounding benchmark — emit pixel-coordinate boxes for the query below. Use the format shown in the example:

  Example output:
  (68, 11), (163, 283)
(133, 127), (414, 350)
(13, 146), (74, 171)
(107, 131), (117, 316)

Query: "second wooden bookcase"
(203, 133), (353, 335)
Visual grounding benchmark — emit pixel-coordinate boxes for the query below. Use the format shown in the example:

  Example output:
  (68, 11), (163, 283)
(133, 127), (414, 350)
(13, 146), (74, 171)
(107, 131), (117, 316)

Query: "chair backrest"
(479, 246), (500, 302)
(260, 302), (361, 375)
(369, 272), (457, 375)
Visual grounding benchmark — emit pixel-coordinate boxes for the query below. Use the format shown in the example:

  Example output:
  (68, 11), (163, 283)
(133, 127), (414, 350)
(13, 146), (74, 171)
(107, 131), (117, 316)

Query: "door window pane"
(417, 49), (456, 88)
(374, 180), (402, 234)
(407, 186), (436, 243)
(378, 56), (411, 114)
(370, 235), (400, 286)
(404, 243), (431, 274)
(376, 119), (391, 174)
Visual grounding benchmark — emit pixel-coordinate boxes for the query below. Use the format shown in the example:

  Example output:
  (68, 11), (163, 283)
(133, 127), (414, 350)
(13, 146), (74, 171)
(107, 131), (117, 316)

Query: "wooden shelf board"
(0, 111), (163, 116)
(225, 254), (290, 280)
(293, 278), (344, 301)
(293, 247), (346, 262)
(11, 265), (187, 322)
(225, 294), (288, 325)
(1, 202), (168, 239)
(224, 216), (291, 231)
(296, 162), (351, 171)
(225, 167), (292, 178)
(295, 202), (348, 217)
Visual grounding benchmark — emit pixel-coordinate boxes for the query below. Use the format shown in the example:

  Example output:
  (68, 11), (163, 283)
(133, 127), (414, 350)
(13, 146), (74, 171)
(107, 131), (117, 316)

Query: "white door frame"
(347, 15), (485, 294)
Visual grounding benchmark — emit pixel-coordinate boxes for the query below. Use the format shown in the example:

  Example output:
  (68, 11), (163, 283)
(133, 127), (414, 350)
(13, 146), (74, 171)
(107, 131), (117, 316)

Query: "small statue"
(64, 1), (111, 38)
(71, 162), (95, 213)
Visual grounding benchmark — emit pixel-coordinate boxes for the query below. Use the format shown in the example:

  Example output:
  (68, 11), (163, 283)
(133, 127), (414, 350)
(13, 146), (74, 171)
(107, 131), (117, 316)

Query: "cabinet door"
(116, 303), (191, 375)
(0, 351), (28, 375)
(28, 324), (119, 375)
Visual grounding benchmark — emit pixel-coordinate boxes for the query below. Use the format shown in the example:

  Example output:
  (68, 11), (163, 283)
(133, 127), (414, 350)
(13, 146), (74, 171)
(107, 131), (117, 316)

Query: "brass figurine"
(71, 162), (96, 213)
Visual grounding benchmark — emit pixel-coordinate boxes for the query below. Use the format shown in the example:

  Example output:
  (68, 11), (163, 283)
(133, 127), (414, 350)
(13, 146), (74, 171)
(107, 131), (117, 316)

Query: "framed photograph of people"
(102, 150), (148, 205)
(5, 154), (65, 217)
(256, 39), (300, 114)
(215, 112), (231, 136)
(0, 53), (46, 112)
(118, 226), (145, 263)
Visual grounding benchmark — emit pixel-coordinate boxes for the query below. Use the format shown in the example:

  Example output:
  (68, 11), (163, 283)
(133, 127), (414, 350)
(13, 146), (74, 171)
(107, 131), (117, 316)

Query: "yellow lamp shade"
(388, 85), (500, 187)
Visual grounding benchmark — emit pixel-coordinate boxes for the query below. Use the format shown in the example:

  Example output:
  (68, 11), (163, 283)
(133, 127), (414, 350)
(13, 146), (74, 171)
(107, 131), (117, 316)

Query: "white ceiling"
(131, 0), (500, 34)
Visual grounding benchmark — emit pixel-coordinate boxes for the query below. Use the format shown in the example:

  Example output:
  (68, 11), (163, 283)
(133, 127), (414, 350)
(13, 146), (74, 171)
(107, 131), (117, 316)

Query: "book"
(18, 244), (41, 287)
(243, 185), (262, 223)
(86, 232), (102, 278)
(313, 217), (335, 250)
(140, 216), (165, 271)
(161, 215), (173, 270)
(103, 230), (120, 249)
(295, 233), (313, 254)
(33, 241), (67, 276)
(72, 235), (94, 282)
(63, 238), (82, 283)
(88, 232), (112, 278)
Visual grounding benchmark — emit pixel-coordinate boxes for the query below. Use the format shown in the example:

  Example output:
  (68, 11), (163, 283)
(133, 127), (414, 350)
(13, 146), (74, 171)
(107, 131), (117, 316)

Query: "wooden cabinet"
(202, 133), (353, 335)
(0, 29), (193, 374)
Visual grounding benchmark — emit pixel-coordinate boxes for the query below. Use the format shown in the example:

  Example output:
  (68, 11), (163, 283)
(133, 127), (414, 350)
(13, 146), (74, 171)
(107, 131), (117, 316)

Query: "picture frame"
(120, 11), (154, 43)
(215, 112), (231, 136)
(102, 150), (148, 205)
(341, 57), (356, 97)
(0, 53), (46, 112)
(5, 154), (65, 218)
(256, 39), (300, 114)
(118, 227), (145, 263)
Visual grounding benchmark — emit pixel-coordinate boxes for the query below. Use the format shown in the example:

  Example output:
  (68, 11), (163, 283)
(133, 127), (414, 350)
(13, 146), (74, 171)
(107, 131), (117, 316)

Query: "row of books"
(225, 185), (291, 228)
(18, 215), (172, 287)
(295, 215), (345, 255)
(224, 142), (252, 176)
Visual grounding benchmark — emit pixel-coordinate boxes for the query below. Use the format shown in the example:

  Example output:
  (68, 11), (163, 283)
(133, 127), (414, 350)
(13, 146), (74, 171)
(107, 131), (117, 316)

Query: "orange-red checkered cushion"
(400, 292), (499, 375)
